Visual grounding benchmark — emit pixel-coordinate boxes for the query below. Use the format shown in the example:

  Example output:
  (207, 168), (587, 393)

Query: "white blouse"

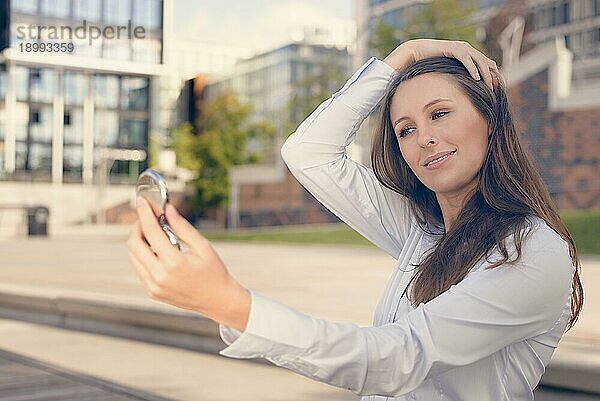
(218, 57), (574, 401)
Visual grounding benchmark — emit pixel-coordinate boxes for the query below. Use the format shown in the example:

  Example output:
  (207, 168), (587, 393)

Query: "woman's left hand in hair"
(384, 39), (500, 91)
(127, 196), (251, 332)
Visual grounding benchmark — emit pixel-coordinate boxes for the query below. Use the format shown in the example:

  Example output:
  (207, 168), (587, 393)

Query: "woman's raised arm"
(281, 57), (414, 259)
(281, 39), (499, 259)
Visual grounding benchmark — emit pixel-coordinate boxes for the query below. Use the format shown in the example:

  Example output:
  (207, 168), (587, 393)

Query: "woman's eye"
(396, 112), (448, 138)
(398, 126), (414, 138)
(432, 111), (448, 120)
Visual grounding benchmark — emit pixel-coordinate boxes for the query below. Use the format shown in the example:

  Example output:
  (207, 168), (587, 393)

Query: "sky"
(172, 0), (356, 53)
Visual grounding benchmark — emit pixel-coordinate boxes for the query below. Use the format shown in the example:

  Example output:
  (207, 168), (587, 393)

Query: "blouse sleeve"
(280, 57), (414, 259)
(219, 226), (574, 397)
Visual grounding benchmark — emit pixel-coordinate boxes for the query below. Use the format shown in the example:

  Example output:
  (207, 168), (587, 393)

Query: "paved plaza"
(0, 226), (598, 400)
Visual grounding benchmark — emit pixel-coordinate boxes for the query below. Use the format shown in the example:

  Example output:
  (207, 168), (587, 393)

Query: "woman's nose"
(417, 129), (438, 148)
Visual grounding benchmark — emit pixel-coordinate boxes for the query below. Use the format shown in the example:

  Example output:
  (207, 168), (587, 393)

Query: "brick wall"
(237, 168), (340, 227)
(508, 69), (600, 210)
(235, 69), (600, 228)
(235, 65), (600, 228)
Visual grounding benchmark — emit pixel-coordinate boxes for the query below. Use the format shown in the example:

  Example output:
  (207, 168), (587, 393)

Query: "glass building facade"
(360, 0), (600, 68)
(207, 43), (350, 164)
(0, 0), (163, 184)
(528, 0), (600, 63)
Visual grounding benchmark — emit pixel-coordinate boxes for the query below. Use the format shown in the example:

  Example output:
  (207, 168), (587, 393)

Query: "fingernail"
(137, 196), (146, 208)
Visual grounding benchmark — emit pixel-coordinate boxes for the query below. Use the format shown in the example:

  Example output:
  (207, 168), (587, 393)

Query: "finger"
(491, 68), (499, 89)
(482, 65), (494, 91)
(465, 54), (492, 90)
(454, 52), (480, 81)
(459, 42), (498, 88)
(136, 196), (180, 263)
(448, 42), (481, 81)
(165, 203), (211, 255)
(479, 54), (499, 89)
(128, 217), (150, 250)
(129, 219), (171, 290)
(128, 249), (160, 296)
(128, 220), (163, 275)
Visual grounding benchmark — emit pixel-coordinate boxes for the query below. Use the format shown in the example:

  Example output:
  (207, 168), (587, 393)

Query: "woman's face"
(390, 73), (489, 200)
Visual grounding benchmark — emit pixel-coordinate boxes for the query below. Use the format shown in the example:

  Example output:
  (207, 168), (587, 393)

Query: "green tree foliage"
(171, 91), (275, 211)
(370, 20), (398, 60)
(371, 0), (482, 59)
(285, 57), (347, 135)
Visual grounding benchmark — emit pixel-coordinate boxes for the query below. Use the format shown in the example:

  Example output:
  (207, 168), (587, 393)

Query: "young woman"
(128, 39), (583, 400)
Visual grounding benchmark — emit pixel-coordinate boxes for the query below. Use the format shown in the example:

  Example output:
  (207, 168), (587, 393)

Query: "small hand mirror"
(136, 168), (182, 250)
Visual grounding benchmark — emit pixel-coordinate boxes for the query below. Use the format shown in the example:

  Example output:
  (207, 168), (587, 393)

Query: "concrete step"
(0, 284), (598, 395)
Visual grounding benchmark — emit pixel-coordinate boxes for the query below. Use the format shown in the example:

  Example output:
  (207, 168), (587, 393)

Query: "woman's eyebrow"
(393, 98), (452, 126)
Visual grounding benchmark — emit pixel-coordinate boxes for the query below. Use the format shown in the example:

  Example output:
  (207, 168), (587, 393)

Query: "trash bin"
(27, 206), (49, 236)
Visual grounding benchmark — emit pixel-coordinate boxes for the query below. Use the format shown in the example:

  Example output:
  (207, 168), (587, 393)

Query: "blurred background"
(0, 0), (598, 400)
(0, 0), (598, 233)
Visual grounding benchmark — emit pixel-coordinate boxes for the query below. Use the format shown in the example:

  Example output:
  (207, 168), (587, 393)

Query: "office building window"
(93, 149), (146, 182)
(120, 118), (147, 147)
(64, 71), (87, 105)
(103, 40), (132, 61)
(557, 1), (570, 24)
(94, 74), (120, 108)
(133, 0), (162, 30)
(40, 0), (71, 18)
(73, 0), (102, 22)
(28, 143), (53, 171)
(13, 0), (38, 14)
(15, 142), (27, 171)
(104, 0), (132, 25)
(30, 68), (57, 103)
(121, 76), (149, 110)
(30, 110), (40, 124)
(16, 141), (53, 180)
(571, 31), (583, 51)
(30, 106), (53, 143)
(0, 69), (6, 100)
(63, 144), (83, 178)
(73, 39), (102, 58)
(0, 105), (5, 142)
(94, 110), (119, 146)
(132, 38), (162, 64)
(64, 108), (83, 144)
(572, 0), (595, 20)
(110, 160), (144, 180)
(534, 6), (553, 29)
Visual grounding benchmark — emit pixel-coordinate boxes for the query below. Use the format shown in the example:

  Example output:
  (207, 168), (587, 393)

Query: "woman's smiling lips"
(424, 150), (456, 170)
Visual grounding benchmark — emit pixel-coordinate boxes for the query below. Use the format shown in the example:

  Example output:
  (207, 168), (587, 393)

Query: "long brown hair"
(370, 57), (583, 331)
